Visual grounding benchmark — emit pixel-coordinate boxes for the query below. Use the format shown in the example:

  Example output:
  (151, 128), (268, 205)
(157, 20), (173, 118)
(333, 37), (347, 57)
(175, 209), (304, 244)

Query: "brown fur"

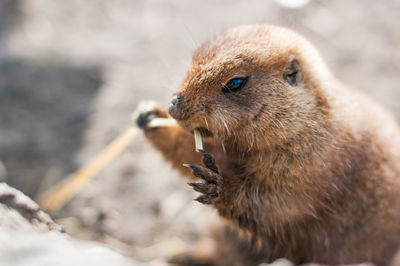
(139, 24), (400, 265)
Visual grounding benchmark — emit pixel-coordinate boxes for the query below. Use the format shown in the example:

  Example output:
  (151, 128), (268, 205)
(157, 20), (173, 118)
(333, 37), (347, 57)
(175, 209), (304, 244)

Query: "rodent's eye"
(222, 77), (249, 93)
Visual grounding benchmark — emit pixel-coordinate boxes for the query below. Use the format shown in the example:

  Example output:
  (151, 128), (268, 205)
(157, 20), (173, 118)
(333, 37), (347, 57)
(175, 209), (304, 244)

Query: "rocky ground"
(0, 182), (140, 266)
(0, 0), (399, 264)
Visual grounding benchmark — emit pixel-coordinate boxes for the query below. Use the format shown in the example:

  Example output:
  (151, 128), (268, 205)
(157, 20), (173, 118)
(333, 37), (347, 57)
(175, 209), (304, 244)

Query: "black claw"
(136, 111), (160, 128)
(198, 149), (219, 173)
(195, 195), (214, 205)
(188, 182), (217, 194)
(188, 182), (201, 189)
(185, 164), (204, 177)
(136, 113), (150, 128)
(184, 164), (203, 177)
(187, 164), (218, 184)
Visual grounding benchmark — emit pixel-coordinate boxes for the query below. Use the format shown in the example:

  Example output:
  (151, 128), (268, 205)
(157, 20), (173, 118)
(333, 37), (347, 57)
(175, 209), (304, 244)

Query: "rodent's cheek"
(175, 119), (194, 131)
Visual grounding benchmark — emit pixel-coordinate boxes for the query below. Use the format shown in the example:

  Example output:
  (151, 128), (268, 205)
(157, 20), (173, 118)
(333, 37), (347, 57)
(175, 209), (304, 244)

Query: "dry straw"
(37, 118), (177, 213)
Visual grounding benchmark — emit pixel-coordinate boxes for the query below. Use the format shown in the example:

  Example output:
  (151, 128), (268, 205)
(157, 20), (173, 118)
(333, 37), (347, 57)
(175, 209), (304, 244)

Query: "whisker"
(222, 141), (227, 154)
(204, 117), (210, 130)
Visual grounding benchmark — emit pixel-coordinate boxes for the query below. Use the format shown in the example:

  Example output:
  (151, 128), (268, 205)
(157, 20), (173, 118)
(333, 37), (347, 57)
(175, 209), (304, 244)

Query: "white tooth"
(194, 129), (203, 152)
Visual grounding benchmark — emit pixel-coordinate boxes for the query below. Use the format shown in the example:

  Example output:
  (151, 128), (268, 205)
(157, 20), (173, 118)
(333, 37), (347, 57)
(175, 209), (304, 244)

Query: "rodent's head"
(169, 24), (332, 151)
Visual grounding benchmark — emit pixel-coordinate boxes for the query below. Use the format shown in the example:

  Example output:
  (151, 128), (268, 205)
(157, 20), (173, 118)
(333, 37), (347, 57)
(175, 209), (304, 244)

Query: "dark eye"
(222, 77), (249, 93)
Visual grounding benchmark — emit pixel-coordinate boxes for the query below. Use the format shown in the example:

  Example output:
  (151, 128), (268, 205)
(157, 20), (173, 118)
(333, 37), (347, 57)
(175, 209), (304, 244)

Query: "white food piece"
(194, 129), (203, 152)
(148, 118), (178, 128)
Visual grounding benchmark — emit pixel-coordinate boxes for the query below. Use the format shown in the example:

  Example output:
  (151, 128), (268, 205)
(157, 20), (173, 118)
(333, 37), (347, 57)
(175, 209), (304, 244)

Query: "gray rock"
(0, 182), (139, 266)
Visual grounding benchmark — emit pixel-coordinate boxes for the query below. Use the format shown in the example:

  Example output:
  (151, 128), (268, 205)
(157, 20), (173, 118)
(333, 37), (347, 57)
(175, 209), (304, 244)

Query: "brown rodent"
(136, 24), (400, 265)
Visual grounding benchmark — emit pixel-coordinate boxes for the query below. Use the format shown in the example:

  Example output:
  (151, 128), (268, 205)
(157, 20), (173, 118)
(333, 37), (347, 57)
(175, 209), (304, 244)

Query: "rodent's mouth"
(175, 120), (214, 138)
(191, 127), (213, 138)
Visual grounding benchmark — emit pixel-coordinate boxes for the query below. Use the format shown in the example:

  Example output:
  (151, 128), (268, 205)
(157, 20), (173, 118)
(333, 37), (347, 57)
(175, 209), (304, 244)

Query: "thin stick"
(37, 118), (178, 213)
(148, 118), (177, 128)
(37, 127), (138, 213)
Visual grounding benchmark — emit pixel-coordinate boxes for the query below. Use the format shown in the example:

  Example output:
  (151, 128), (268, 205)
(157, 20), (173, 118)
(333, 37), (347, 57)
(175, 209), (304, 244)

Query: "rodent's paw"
(132, 100), (167, 129)
(185, 150), (222, 205)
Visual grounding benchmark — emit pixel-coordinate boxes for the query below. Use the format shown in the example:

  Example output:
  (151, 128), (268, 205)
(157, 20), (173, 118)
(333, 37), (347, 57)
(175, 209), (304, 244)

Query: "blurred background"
(0, 0), (399, 264)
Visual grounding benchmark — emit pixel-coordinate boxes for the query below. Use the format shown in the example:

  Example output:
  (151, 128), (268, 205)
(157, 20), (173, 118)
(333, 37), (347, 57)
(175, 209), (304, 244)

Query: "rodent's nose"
(168, 94), (187, 120)
(170, 94), (183, 107)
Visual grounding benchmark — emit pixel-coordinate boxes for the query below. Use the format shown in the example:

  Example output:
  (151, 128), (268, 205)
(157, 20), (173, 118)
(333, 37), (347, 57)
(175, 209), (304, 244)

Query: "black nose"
(170, 94), (183, 107)
(168, 94), (186, 120)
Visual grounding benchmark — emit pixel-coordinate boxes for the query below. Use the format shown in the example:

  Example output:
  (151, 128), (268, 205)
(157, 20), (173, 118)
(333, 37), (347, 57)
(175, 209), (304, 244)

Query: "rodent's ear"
(283, 55), (302, 87)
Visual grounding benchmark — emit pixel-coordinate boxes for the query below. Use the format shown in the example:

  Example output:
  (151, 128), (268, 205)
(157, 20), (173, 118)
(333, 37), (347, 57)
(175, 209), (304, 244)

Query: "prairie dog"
(136, 24), (400, 265)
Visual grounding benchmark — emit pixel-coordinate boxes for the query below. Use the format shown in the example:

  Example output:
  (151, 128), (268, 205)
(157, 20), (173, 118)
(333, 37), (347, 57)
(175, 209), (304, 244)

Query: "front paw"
(133, 101), (168, 129)
(185, 150), (223, 205)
